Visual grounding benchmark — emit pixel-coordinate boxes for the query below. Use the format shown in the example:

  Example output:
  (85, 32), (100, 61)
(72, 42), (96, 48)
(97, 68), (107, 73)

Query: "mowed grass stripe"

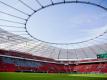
(69, 74), (107, 78)
(0, 72), (107, 80)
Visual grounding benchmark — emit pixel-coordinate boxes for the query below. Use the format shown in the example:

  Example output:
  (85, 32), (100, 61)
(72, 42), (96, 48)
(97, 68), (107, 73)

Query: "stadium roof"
(0, 0), (107, 60)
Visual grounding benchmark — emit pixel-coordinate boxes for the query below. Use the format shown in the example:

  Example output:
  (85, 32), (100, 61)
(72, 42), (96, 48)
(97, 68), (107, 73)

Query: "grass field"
(0, 72), (107, 80)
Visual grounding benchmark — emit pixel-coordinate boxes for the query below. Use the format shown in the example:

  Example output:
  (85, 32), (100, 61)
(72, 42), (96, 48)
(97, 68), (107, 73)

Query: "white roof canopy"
(0, 0), (107, 60)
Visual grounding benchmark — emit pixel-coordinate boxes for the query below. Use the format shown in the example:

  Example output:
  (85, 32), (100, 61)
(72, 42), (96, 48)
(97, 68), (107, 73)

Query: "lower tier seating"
(0, 56), (107, 73)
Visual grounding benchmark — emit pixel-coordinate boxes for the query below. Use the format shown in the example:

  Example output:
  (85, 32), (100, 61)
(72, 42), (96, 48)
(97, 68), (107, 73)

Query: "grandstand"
(0, 49), (107, 73)
(0, 0), (107, 80)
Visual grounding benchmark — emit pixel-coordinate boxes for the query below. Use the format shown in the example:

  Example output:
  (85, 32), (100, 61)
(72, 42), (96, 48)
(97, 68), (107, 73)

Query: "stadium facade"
(0, 0), (107, 73)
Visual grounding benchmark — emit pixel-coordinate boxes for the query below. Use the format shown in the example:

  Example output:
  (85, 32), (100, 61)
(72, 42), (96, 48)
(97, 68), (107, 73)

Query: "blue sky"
(27, 2), (107, 43)
(0, 0), (107, 44)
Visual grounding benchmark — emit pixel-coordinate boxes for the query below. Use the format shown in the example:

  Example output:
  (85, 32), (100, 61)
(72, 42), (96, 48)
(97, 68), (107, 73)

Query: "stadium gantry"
(0, 0), (107, 61)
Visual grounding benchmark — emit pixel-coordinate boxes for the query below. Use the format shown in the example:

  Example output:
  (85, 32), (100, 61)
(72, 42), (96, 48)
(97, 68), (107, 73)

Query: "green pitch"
(0, 72), (107, 80)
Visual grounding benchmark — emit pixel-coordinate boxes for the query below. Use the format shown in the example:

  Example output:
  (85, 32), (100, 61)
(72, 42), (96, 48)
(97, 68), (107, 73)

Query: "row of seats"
(0, 61), (16, 72)
(2, 57), (42, 67)
(74, 63), (107, 73)
(0, 56), (107, 73)
(0, 61), (107, 73)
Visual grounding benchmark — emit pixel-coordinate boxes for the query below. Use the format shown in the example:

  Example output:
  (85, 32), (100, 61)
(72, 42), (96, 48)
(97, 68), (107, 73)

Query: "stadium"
(0, 0), (107, 80)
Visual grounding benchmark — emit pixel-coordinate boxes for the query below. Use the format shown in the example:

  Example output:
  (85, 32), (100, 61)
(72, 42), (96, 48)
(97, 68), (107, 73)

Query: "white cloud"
(88, 25), (107, 37)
